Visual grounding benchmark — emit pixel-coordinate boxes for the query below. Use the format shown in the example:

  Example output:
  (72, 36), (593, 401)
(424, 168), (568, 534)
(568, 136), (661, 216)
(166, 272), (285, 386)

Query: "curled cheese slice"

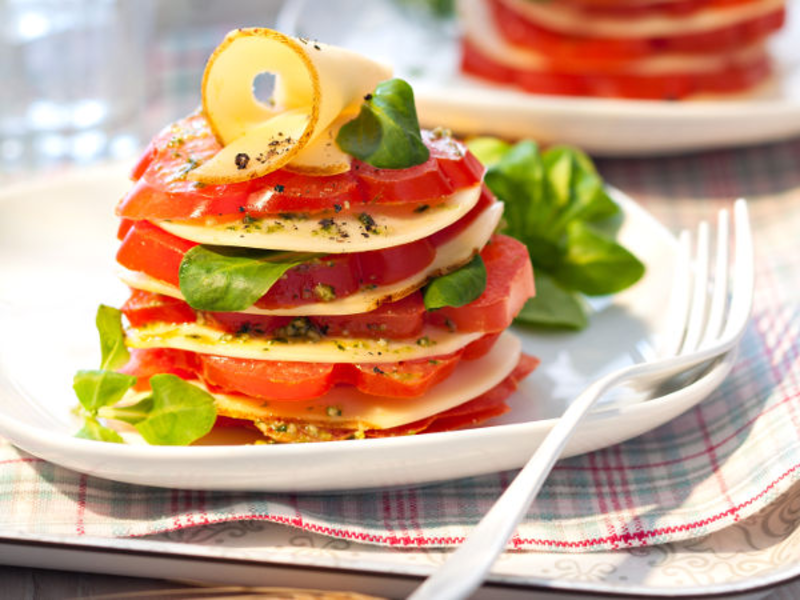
(190, 28), (392, 184)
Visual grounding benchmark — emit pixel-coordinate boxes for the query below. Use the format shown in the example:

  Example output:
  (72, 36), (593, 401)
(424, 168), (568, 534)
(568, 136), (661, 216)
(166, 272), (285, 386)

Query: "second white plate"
(279, 0), (800, 155)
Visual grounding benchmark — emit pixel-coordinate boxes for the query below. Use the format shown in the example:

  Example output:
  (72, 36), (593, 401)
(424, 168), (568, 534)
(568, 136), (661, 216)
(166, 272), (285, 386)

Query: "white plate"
(278, 0), (800, 155)
(0, 165), (734, 492)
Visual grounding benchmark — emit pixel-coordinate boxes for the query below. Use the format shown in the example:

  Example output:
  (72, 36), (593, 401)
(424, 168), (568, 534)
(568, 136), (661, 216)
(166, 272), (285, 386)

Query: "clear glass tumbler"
(0, 0), (154, 173)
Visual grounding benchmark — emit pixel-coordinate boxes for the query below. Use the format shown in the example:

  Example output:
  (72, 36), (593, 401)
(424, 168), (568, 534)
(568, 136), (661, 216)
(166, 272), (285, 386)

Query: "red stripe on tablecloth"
(552, 391), (800, 471)
(587, 452), (618, 548)
(126, 461), (800, 549)
(613, 443), (645, 543)
(75, 473), (88, 536)
(694, 404), (737, 519)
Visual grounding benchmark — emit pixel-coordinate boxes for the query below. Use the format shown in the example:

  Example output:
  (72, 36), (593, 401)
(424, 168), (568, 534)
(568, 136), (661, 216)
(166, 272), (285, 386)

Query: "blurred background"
(0, 0), (287, 177)
(0, 0), (466, 179)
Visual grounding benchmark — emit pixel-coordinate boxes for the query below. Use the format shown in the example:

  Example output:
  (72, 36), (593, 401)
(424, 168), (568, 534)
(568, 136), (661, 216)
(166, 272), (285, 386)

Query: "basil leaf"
(179, 245), (321, 312)
(466, 137), (512, 168)
(424, 255), (487, 310)
(96, 305), (129, 370)
(73, 370), (137, 413)
(554, 222), (645, 295)
(336, 78), (429, 169)
(75, 416), (125, 444)
(514, 272), (588, 330)
(134, 374), (217, 446)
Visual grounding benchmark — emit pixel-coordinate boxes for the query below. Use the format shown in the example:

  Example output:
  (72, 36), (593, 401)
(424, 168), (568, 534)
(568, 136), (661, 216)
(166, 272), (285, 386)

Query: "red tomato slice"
(122, 232), (533, 340)
(462, 37), (772, 99)
(347, 351), (463, 398)
(121, 289), (197, 328)
(117, 114), (484, 222)
(116, 219), (436, 307)
(121, 332), (503, 401)
(120, 348), (200, 391)
(201, 357), (337, 402)
(489, 0), (785, 66)
(366, 352), (539, 437)
(207, 292), (426, 340)
(429, 235), (535, 333)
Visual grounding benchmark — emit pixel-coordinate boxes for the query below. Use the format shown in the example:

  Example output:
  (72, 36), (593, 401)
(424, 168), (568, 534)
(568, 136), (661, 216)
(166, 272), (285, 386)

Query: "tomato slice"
(120, 348), (200, 391)
(462, 37), (772, 99)
(116, 219), (436, 307)
(117, 115), (484, 222)
(121, 289), (197, 328)
(122, 231), (534, 340)
(429, 235), (534, 333)
(201, 357), (337, 402)
(123, 344), (483, 400)
(489, 0), (785, 66)
(366, 352), (540, 437)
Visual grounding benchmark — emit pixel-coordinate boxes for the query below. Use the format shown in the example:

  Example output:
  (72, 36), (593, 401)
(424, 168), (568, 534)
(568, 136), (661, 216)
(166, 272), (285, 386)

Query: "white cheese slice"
(191, 28), (393, 183)
(461, 0), (770, 75)
(205, 332), (522, 430)
(499, 0), (785, 39)
(125, 322), (483, 364)
(118, 199), (503, 316)
(155, 184), (482, 253)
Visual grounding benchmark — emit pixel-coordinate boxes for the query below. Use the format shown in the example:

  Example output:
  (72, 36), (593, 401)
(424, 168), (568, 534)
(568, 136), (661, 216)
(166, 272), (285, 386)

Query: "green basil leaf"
(336, 78), (429, 169)
(465, 137), (512, 168)
(73, 369), (137, 413)
(96, 305), (129, 370)
(424, 255), (487, 310)
(98, 397), (153, 426)
(75, 416), (125, 444)
(134, 374), (217, 446)
(179, 245), (322, 312)
(514, 271), (588, 330)
(554, 222), (646, 295)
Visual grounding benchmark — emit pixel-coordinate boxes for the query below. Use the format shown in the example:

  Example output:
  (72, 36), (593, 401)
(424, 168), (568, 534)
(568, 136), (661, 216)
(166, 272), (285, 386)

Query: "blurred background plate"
(278, 0), (800, 156)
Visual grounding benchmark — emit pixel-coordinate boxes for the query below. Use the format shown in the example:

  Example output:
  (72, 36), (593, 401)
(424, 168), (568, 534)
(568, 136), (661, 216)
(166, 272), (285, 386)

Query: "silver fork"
(410, 200), (754, 600)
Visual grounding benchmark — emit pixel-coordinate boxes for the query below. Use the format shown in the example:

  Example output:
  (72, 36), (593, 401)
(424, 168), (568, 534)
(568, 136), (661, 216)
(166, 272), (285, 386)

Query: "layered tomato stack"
(113, 108), (537, 442)
(459, 0), (786, 99)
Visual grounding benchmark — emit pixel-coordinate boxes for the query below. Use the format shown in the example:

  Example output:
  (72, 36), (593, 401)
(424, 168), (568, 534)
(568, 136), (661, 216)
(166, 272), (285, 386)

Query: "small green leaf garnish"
(423, 255), (487, 310)
(73, 306), (217, 446)
(75, 416), (125, 444)
(73, 369), (137, 413)
(96, 305), (130, 370)
(179, 245), (323, 312)
(514, 272), (588, 330)
(336, 78), (429, 169)
(134, 375), (217, 446)
(468, 138), (645, 330)
(555, 222), (646, 296)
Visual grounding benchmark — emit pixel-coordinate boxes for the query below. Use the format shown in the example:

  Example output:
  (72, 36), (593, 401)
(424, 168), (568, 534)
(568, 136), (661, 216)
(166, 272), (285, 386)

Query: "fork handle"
(409, 371), (624, 600)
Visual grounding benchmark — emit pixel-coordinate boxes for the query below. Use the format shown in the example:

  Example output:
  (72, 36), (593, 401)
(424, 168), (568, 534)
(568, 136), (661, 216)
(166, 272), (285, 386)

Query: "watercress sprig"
(336, 78), (429, 169)
(468, 138), (645, 329)
(73, 305), (217, 445)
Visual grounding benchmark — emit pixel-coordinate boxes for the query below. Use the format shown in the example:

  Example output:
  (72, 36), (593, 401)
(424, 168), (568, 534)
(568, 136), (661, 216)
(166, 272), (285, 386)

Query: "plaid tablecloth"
(1, 136), (798, 552)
